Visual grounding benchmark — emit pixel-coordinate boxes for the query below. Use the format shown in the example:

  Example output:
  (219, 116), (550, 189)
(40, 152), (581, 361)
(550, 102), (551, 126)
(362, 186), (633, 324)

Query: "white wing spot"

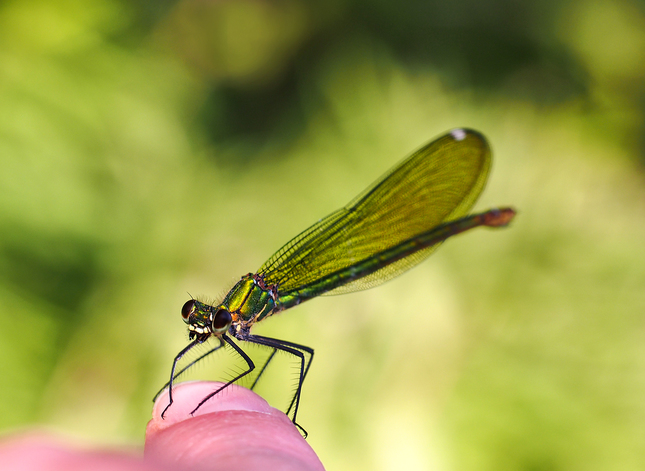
(450, 129), (467, 141)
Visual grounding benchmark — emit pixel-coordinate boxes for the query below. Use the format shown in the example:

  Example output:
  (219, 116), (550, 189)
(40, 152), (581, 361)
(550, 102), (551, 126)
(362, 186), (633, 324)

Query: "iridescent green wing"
(258, 129), (491, 298)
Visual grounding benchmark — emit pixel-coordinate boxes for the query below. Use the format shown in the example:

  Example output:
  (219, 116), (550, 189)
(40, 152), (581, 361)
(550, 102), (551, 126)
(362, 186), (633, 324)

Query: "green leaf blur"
(1, 0), (644, 470)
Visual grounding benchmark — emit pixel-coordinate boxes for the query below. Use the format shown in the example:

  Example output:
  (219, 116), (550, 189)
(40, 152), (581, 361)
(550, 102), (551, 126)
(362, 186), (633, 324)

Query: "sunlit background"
(2, 0), (645, 469)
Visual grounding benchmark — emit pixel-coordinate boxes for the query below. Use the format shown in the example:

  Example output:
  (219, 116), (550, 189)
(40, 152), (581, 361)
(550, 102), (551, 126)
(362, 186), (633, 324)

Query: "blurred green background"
(2, 0), (645, 469)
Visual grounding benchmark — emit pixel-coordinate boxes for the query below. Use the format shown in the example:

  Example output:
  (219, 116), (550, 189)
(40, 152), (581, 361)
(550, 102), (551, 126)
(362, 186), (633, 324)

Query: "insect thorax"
(222, 273), (278, 324)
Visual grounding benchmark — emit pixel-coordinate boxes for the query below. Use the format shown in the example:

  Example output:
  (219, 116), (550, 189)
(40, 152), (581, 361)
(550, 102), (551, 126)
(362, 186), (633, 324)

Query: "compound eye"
(181, 300), (196, 322)
(212, 308), (232, 333)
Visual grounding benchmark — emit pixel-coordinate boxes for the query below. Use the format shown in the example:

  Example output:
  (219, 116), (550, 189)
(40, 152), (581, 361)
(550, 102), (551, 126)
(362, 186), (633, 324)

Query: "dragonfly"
(158, 128), (516, 436)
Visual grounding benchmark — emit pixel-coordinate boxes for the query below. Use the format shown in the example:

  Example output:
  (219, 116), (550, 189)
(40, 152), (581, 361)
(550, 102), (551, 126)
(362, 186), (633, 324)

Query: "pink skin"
(0, 382), (325, 471)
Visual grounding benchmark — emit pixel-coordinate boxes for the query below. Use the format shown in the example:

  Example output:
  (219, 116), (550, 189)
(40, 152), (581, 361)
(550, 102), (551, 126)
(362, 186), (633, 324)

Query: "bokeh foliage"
(1, 0), (645, 470)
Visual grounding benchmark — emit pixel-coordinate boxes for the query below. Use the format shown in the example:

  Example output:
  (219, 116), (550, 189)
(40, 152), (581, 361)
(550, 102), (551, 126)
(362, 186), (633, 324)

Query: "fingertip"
(149, 382), (275, 432)
(145, 382), (324, 471)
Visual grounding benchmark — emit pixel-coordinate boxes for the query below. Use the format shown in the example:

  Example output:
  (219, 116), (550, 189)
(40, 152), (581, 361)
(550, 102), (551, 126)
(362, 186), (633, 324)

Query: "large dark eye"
(212, 308), (232, 332)
(181, 300), (196, 321)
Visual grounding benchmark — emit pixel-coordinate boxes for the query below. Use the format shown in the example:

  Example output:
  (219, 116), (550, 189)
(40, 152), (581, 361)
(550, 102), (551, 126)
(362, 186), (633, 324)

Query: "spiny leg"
(261, 337), (314, 416)
(161, 338), (201, 418)
(154, 337), (226, 403)
(250, 348), (278, 391)
(243, 334), (313, 437)
(189, 334), (256, 415)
